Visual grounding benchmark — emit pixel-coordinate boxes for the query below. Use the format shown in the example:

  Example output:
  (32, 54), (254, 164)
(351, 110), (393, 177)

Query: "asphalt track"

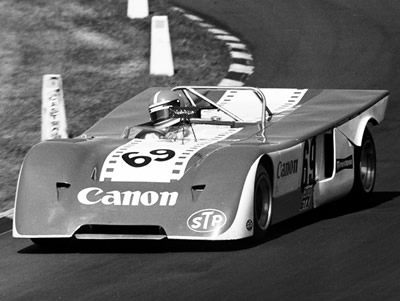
(1, 1), (400, 300)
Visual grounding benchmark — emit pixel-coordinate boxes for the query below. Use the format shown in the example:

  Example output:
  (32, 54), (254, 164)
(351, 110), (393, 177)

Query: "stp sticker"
(187, 209), (227, 233)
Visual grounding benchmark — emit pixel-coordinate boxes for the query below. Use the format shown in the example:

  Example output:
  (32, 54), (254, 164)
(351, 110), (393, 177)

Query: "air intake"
(74, 225), (167, 240)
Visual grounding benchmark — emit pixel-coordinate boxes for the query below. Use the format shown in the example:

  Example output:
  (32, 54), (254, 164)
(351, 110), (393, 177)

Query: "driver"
(147, 90), (193, 141)
(149, 90), (183, 126)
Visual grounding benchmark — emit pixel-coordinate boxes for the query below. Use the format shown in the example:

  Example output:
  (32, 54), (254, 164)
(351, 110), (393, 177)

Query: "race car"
(13, 86), (389, 245)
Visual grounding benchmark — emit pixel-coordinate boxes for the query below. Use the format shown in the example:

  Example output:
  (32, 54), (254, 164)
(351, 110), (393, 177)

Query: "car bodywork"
(13, 86), (389, 241)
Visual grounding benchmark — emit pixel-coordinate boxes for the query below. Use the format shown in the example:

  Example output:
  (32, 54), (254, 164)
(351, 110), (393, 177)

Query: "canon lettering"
(78, 187), (178, 206)
(277, 159), (298, 179)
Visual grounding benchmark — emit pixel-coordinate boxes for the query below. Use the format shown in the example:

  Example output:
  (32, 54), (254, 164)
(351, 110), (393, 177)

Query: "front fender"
(217, 156), (262, 240)
(13, 140), (101, 237)
(174, 145), (264, 240)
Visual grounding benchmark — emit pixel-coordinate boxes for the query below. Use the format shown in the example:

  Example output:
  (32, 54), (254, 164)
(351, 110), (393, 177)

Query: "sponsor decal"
(187, 209), (227, 233)
(277, 159), (298, 179)
(169, 106), (199, 119)
(336, 155), (353, 173)
(77, 187), (178, 206)
(300, 185), (313, 211)
(246, 219), (253, 231)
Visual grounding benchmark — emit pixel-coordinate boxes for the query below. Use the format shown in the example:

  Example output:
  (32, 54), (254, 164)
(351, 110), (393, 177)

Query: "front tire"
(253, 165), (273, 239)
(352, 127), (376, 198)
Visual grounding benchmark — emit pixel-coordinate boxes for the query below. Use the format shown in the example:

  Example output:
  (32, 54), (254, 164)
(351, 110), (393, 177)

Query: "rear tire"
(253, 165), (273, 239)
(352, 127), (376, 199)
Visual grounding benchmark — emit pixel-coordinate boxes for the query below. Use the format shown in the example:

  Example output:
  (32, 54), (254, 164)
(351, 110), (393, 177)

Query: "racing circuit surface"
(2, 1), (400, 300)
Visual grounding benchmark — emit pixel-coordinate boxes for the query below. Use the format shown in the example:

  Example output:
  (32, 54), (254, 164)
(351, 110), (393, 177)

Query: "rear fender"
(338, 96), (388, 146)
(314, 128), (354, 207)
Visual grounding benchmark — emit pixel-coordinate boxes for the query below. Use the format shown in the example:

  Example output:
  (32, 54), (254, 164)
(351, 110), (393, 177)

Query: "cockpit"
(121, 86), (272, 140)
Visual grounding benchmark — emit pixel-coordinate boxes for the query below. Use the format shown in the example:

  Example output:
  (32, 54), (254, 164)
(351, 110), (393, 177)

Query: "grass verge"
(0, 0), (230, 211)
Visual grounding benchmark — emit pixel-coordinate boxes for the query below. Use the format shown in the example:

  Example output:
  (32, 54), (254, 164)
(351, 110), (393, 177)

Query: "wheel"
(253, 165), (273, 239)
(352, 127), (376, 198)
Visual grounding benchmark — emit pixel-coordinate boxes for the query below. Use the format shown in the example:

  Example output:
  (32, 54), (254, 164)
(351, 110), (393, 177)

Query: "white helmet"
(149, 90), (182, 123)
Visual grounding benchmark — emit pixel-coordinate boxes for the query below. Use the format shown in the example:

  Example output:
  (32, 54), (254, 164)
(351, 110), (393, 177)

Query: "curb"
(172, 7), (254, 86)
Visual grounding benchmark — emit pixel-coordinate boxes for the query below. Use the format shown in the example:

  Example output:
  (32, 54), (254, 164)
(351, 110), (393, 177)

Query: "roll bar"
(172, 86), (272, 130)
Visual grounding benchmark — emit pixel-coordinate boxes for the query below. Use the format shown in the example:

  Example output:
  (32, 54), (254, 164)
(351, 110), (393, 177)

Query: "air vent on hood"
(56, 182), (71, 189)
(191, 184), (206, 202)
(56, 182), (71, 201)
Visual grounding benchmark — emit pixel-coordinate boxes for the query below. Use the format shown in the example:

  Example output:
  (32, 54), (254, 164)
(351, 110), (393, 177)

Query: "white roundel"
(187, 209), (227, 233)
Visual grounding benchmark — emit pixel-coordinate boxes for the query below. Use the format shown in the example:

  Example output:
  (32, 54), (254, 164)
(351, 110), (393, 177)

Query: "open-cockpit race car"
(13, 86), (389, 245)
